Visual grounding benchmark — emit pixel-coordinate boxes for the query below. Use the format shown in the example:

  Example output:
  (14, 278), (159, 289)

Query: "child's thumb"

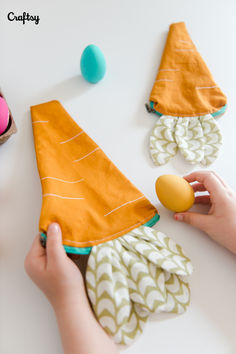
(46, 223), (65, 261)
(174, 212), (209, 233)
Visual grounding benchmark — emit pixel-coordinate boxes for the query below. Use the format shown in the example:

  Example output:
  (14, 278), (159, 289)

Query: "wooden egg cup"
(0, 91), (17, 145)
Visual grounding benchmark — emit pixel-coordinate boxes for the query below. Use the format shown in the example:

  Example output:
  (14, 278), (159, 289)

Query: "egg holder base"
(0, 91), (17, 145)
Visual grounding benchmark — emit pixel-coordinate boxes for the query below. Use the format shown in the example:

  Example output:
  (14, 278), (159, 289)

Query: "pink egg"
(0, 97), (9, 135)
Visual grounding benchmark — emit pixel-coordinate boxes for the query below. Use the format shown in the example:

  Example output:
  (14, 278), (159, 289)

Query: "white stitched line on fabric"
(41, 177), (84, 184)
(73, 147), (99, 163)
(155, 79), (173, 82)
(159, 69), (180, 72)
(43, 193), (84, 200)
(32, 121), (49, 124)
(175, 48), (194, 51)
(60, 131), (84, 144)
(179, 40), (192, 44)
(196, 86), (218, 90)
(104, 196), (145, 217)
(64, 212), (156, 245)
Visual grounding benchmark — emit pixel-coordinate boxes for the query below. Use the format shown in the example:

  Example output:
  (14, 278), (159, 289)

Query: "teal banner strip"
(40, 233), (92, 255)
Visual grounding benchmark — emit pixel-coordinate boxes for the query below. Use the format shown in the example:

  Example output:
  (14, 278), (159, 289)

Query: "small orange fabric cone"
(31, 101), (157, 249)
(150, 22), (227, 117)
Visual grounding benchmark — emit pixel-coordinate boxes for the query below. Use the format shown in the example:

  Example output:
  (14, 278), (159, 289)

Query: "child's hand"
(174, 171), (236, 254)
(24, 223), (85, 311)
(25, 223), (119, 354)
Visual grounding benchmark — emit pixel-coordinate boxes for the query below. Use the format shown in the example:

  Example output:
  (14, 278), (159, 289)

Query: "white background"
(1, 0), (236, 353)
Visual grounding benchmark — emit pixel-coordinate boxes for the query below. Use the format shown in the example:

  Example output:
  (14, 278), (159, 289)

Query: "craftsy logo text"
(7, 12), (40, 25)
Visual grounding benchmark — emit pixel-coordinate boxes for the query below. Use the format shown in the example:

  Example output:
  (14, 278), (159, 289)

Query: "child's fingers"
(46, 223), (66, 263)
(28, 234), (46, 258)
(183, 171), (225, 201)
(195, 195), (211, 204)
(190, 183), (210, 204)
(211, 171), (228, 188)
(174, 211), (210, 233)
(191, 183), (207, 192)
(24, 234), (46, 276)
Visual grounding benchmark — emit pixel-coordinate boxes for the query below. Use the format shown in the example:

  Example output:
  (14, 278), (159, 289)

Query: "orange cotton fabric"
(150, 22), (227, 117)
(31, 101), (157, 248)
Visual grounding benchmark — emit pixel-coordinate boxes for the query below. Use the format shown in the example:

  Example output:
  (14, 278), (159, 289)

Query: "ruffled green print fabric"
(150, 114), (222, 166)
(86, 225), (193, 345)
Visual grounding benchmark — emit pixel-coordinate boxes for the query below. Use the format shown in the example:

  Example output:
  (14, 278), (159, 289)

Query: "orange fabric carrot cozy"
(31, 100), (193, 345)
(147, 22), (227, 166)
(31, 100), (158, 253)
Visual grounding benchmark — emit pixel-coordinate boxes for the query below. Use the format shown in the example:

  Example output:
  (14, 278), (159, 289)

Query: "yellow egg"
(155, 174), (194, 212)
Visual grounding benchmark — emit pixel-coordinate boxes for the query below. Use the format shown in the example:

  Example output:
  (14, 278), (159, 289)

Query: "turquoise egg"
(80, 44), (106, 84)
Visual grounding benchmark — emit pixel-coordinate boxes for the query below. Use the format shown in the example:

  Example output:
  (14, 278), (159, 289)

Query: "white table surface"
(1, 0), (236, 353)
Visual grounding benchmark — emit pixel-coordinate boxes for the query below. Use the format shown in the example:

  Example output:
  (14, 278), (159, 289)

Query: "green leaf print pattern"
(201, 115), (222, 165)
(150, 114), (222, 166)
(86, 225), (193, 345)
(150, 116), (178, 165)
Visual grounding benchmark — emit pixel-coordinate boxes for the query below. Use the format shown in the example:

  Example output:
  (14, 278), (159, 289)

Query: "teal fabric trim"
(150, 101), (162, 117)
(211, 104), (227, 117)
(40, 214), (159, 255)
(63, 245), (91, 255)
(150, 102), (227, 118)
(40, 233), (92, 255)
(144, 213), (160, 227)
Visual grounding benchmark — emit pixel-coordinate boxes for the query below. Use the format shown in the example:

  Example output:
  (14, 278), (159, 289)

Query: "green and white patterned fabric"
(150, 114), (222, 166)
(86, 225), (193, 345)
